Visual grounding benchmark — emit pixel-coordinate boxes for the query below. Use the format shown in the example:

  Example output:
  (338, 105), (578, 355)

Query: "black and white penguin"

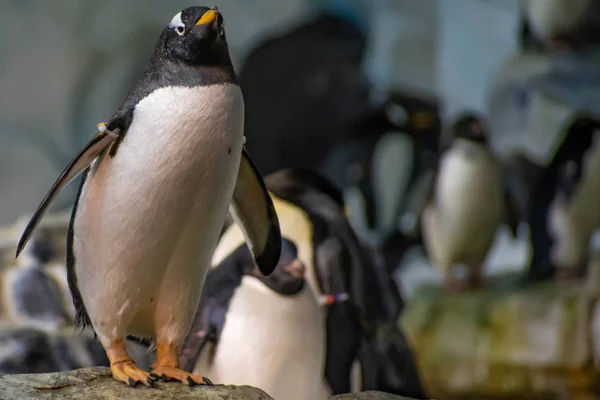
(321, 102), (424, 249)
(421, 113), (519, 293)
(177, 169), (384, 398)
(16, 6), (281, 388)
(546, 116), (600, 282)
(180, 237), (327, 400)
(239, 13), (370, 176)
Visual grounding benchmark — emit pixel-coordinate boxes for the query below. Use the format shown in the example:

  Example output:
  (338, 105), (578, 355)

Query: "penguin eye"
(169, 12), (185, 36)
(219, 26), (225, 38)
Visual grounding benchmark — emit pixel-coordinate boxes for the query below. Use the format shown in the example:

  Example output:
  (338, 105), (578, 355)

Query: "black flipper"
(229, 148), (281, 275)
(314, 233), (364, 394)
(503, 187), (521, 238)
(16, 131), (117, 257)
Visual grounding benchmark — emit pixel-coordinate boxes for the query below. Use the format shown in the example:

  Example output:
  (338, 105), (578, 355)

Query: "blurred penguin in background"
(179, 169), (426, 399)
(545, 116), (600, 282)
(421, 113), (519, 293)
(514, 0), (600, 282)
(321, 94), (441, 274)
(520, 0), (600, 52)
(239, 8), (372, 176)
(321, 102), (418, 248)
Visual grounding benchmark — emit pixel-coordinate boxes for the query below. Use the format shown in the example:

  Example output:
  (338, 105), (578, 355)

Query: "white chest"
(72, 84), (246, 343)
(122, 84), (244, 173)
(194, 277), (326, 399)
(436, 141), (503, 216)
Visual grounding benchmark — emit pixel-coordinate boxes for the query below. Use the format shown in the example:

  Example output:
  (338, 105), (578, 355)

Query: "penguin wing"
(404, 165), (438, 225)
(499, 167), (522, 239)
(229, 148), (282, 276)
(16, 132), (116, 257)
(316, 221), (382, 393)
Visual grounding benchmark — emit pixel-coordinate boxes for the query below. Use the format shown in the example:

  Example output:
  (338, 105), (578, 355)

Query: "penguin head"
(162, 6), (230, 66)
(447, 112), (488, 145)
(245, 239), (306, 296)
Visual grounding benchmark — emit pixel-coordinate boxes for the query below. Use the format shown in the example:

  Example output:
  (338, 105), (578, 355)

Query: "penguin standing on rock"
(16, 6), (281, 388)
(421, 114), (519, 293)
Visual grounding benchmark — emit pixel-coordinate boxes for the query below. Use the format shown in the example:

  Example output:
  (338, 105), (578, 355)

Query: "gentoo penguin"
(547, 116), (600, 282)
(15, 6), (281, 388)
(179, 169), (383, 397)
(421, 113), (519, 293)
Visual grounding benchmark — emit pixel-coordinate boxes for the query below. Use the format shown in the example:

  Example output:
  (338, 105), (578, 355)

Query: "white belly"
(423, 142), (503, 267)
(73, 84), (245, 346)
(193, 276), (329, 400)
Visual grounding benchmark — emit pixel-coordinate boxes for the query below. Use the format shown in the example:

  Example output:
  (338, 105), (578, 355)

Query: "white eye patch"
(169, 12), (185, 36)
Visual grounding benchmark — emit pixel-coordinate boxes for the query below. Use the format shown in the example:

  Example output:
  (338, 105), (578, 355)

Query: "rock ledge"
(328, 391), (422, 400)
(0, 367), (273, 400)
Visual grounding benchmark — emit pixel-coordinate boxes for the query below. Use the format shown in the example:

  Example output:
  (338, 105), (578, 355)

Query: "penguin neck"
(146, 48), (238, 87)
(456, 136), (488, 146)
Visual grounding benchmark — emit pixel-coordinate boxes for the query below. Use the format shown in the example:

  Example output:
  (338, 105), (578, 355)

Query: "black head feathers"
(157, 6), (232, 67)
(448, 112), (488, 145)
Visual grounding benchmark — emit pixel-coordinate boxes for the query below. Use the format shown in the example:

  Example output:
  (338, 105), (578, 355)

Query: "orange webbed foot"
(107, 340), (156, 387)
(151, 343), (213, 386)
(150, 367), (212, 386)
(112, 361), (156, 387)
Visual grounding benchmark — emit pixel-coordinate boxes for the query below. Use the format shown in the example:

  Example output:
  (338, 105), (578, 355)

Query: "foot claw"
(111, 361), (154, 388)
(150, 366), (211, 386)
(203, 377), (213, 386)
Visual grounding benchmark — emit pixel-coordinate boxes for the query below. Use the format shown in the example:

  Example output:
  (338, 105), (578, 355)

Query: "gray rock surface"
(328, 391), (420, 399)
(0, 367), (274, 400)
